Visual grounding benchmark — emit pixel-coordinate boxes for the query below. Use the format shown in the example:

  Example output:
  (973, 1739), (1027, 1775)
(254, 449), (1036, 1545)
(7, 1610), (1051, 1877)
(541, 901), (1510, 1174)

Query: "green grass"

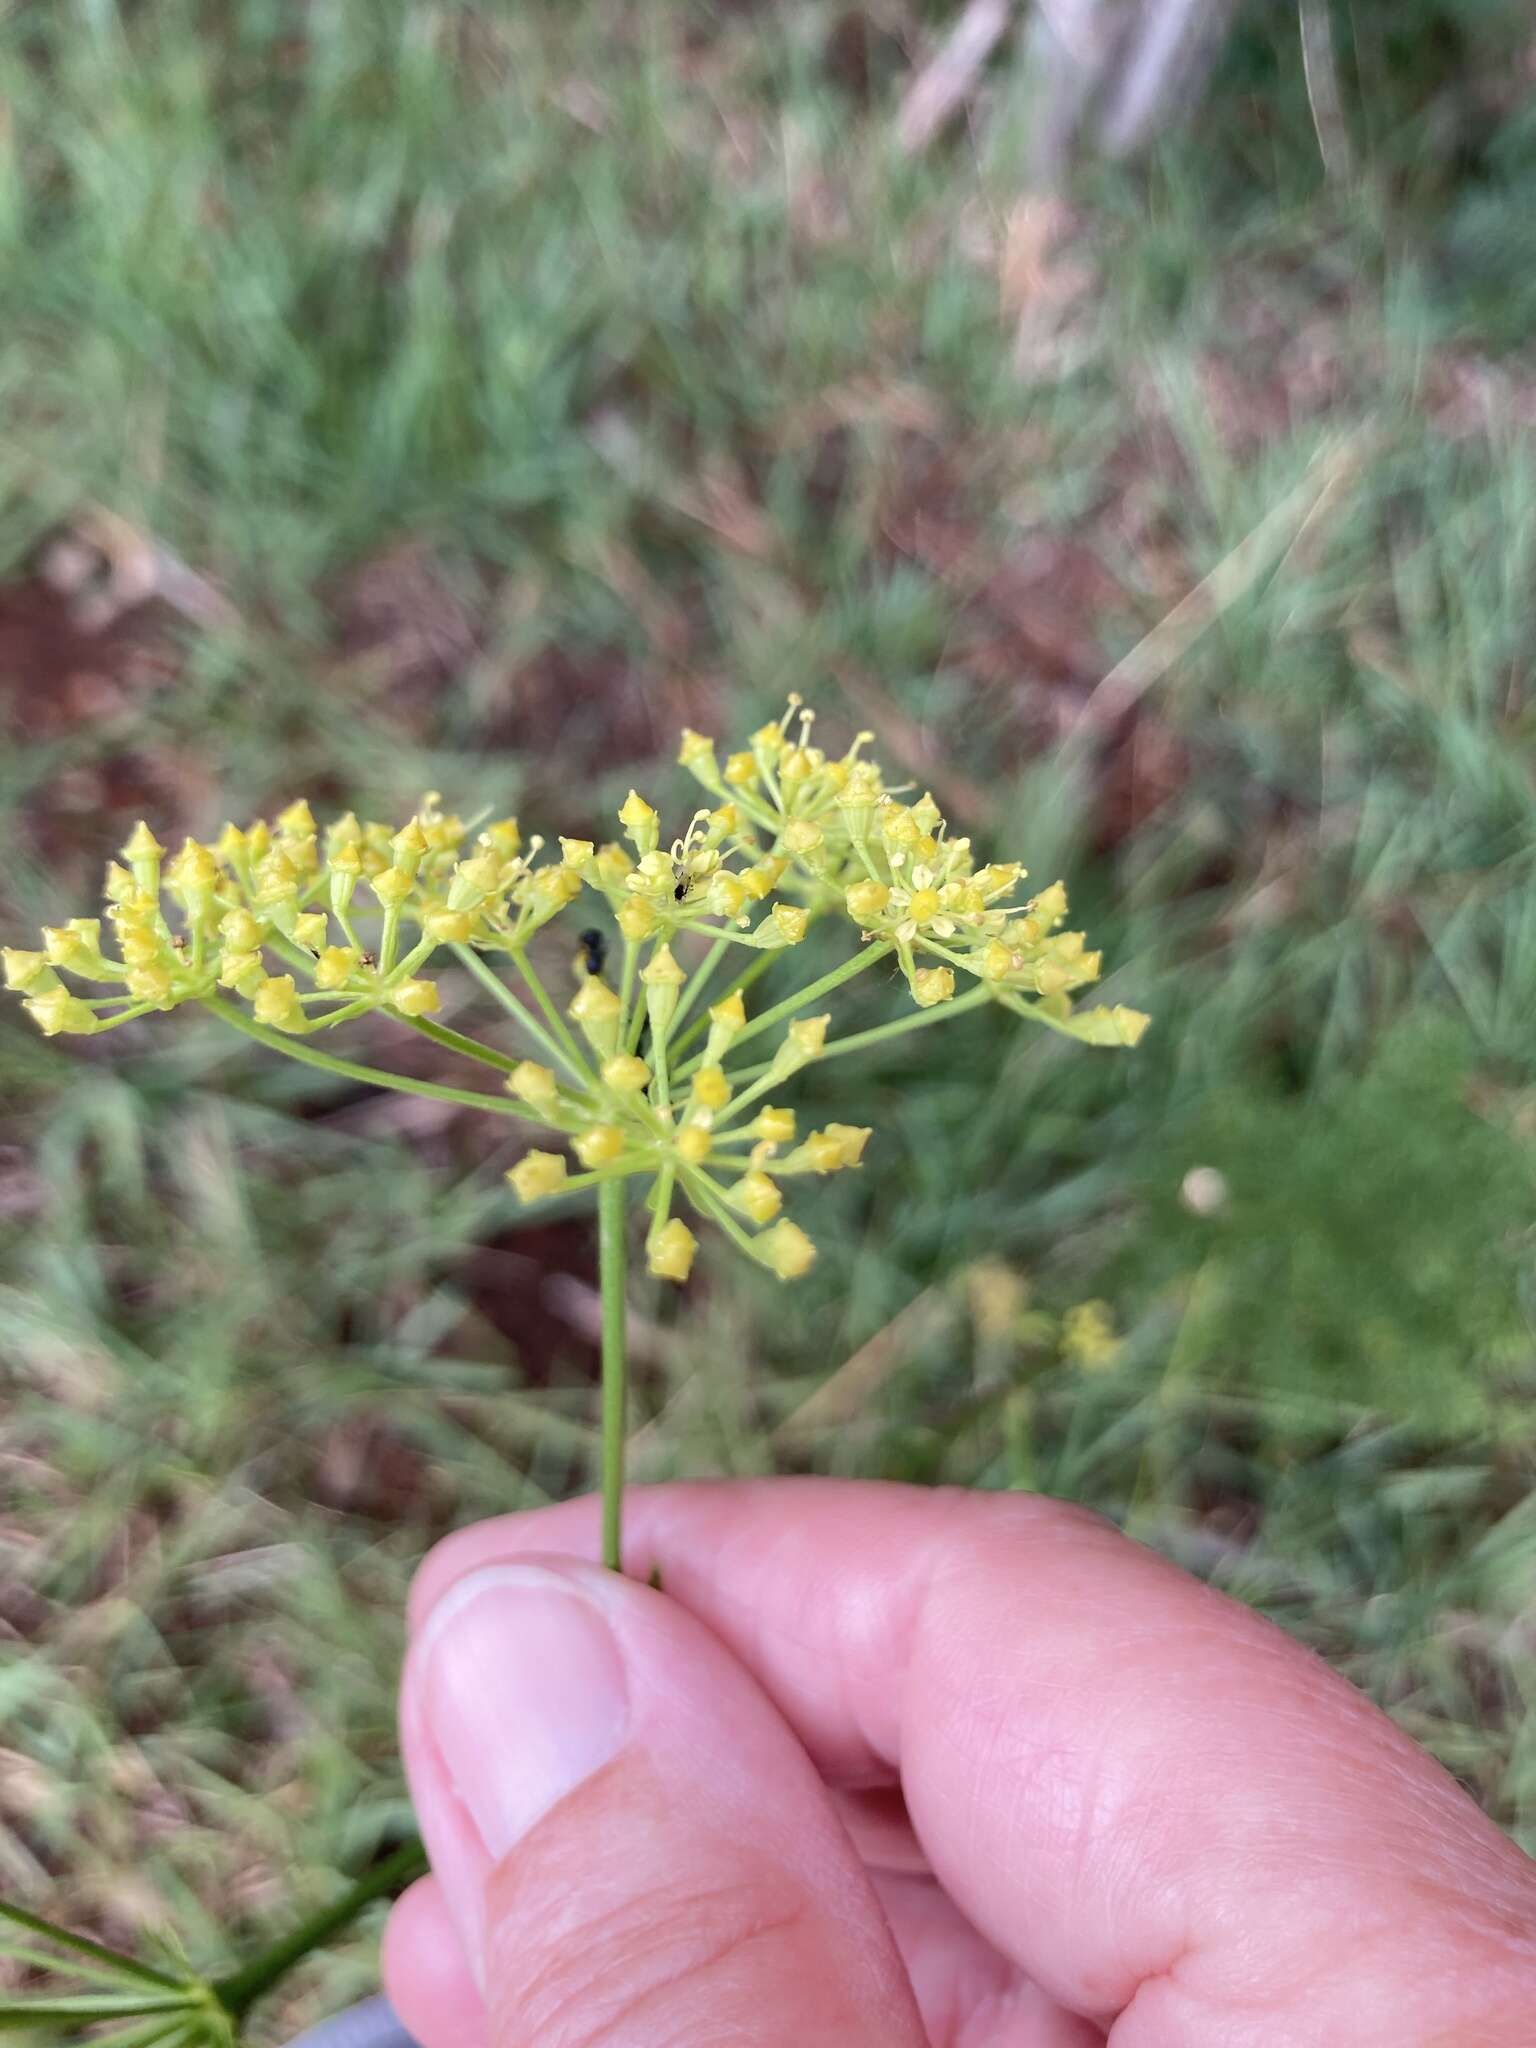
(4, 0), (1536, 2035)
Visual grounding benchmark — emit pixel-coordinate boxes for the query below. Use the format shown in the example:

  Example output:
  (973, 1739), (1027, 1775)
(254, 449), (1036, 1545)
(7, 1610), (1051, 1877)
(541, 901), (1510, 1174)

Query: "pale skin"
(384, 1480), (1536, 2046)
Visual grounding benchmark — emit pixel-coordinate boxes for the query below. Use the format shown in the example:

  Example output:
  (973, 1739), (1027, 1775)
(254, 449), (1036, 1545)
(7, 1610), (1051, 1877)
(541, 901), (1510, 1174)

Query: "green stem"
(678, 943), (889, 1076)
(201, 998), (534, 1119)
(451, 946), (591, 1085)
(598, 1175), (629, 1573)
(670, 936), (729, 1039)
(399, 1015), (522, 1076)
(212, 1838), (428, 2023)
(0, 1901), (182, 1991)
(819, 982), (990, 1058)
(511, 947), (591, 1077)
(669, 951), (777, 1057)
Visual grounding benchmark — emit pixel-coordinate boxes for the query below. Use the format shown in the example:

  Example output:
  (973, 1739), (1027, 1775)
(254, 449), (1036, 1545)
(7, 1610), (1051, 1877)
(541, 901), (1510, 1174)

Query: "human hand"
(383, 1480), (1536, 2045)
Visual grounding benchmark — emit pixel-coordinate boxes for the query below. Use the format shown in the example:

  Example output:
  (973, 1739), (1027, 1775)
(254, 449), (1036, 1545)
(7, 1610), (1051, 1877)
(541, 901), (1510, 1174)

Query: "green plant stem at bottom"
(599, 1173), (630, 1573)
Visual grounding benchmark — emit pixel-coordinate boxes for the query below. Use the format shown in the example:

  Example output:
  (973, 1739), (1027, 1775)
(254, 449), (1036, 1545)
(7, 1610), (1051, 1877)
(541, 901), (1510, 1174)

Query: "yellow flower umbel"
(5, 704), (1145, 1291)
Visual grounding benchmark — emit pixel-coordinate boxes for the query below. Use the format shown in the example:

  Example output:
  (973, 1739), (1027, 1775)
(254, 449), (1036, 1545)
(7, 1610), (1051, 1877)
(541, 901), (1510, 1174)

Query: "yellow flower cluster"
(4, 700), (1147, 1284)
(676, 696), (1147, 1041)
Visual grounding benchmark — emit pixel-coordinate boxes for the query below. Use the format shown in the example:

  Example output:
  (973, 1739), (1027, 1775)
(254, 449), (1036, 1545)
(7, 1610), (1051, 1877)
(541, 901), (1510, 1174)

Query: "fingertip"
(382, 1876), (487, 2048)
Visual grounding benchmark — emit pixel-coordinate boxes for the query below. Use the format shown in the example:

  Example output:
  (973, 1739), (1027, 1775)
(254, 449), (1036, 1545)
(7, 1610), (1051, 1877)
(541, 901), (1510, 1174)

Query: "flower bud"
(252, 974), (305, 1030)
(702, 988), (746, 1065)
(574, 1123), (626, 1169)
(753, 1104), (796, 1148)
(617, 897), (659, 942)
(218, 950), (266, 994)
(507, 1150), (568, 1203)
(730, 1169), (781, 1224)
(768, 903), (809, 946)
(601, 1053), (651, 1094)
(508, 1059), (560, 1111)
(675, 1126), (713, 1165)
(647, 1217), (697, 1282)
(845, 879), (890, 923)
(618, 790), (660, 856)
(640, 942), (685, 1039)
(758, 1218), (816, 1280)
(677, 730), (720, 786)
(690, 1064), (732, 1112)
(423, 907), (474, 944)
(569, 975), (622, 1057)
(312, 946), (358, 991)
(390, 978), (440, 1017)
(560, 837), (596, 869)
(911, 966), (955, 1008)
(121, 821), (165, 894)
(25, 988), (98, 1036)
(220, 908), (266, 952)
(4, 948), (57, 992)
(292, 912), (328, 952)
(723, 750), (759, 789)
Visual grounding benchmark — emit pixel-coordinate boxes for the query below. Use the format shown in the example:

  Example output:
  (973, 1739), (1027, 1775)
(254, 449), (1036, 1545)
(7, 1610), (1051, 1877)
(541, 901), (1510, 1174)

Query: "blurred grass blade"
(0, 1902), (185, 1989)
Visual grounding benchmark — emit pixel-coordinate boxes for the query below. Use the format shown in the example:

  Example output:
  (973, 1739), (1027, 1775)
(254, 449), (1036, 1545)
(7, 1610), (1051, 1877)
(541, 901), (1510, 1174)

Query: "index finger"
(408, 1479), (1536, 2040)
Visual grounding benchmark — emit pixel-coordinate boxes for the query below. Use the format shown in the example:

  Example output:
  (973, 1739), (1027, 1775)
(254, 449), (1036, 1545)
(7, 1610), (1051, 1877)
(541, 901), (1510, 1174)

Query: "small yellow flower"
(707, 989), (746, 1039)
(602, 1053), (651, 1094)
(707, 872), (749, 921)
(370, 866), (414, 909)
(675, 1126), (713, 1165)
(760, 1218), (817, 1280)
(690, 1064), (732, 1112)
(508, 1150), (569, 1203)
(121, 820), (166, 864)
(292, 911), (328, 951)
(1061, 1301), (1118, 1371)
(3, 948), (55, 992)
(481, 817), (522, 858)
(391, 978), (441, 1017)
(252, 975), (305, 1031)
(793, 1123), (871, 1172)
(119, 928), (163, 969)
(25, 988), (98, 1036)
(41, 926), (95, 972)
(618, 790), (660, 855)
(574, 1123), (626, 1169)
(730, 1169), (782, 1224)
(753, 1105), (796, 1147)
(677, 728), (717, 771)
(277, 798), (317, 840)
(641, 941), (686, 1036)
(979, 939), (1016, 982)
(781, 818), (824, 858)
(723, 750), (759, 788)
(647, 1218), (698, 1282)
(769, 903), (809, 946)
(1069, 1004), (1151, 1048)
(787, 1014), (829, 1058)
(126, 964), (175, 1006)
(508, 1060), (560, 1111)
(617, 897), (659, 942)
(569, 976), (622, 1056)
(390, 819), (429, 873)
(220, 908), (266, 952)
(845, 879), (890, 922)
(911, 966), (955, 1008)
(559, 837), (595, 868)
(313, 946), (358, 991)
(218, 951), (265, 993)
(424, 908), (474, 944)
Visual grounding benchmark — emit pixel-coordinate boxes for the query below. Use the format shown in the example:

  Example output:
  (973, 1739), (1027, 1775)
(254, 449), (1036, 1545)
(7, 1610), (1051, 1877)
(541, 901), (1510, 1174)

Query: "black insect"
(577, 927), (607, 976)
(672, 862), (691, 902)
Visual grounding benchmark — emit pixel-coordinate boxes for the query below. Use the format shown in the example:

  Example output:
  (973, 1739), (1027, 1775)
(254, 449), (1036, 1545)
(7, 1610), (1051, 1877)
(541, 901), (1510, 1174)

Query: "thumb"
(399, 1556), (926, 2048)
